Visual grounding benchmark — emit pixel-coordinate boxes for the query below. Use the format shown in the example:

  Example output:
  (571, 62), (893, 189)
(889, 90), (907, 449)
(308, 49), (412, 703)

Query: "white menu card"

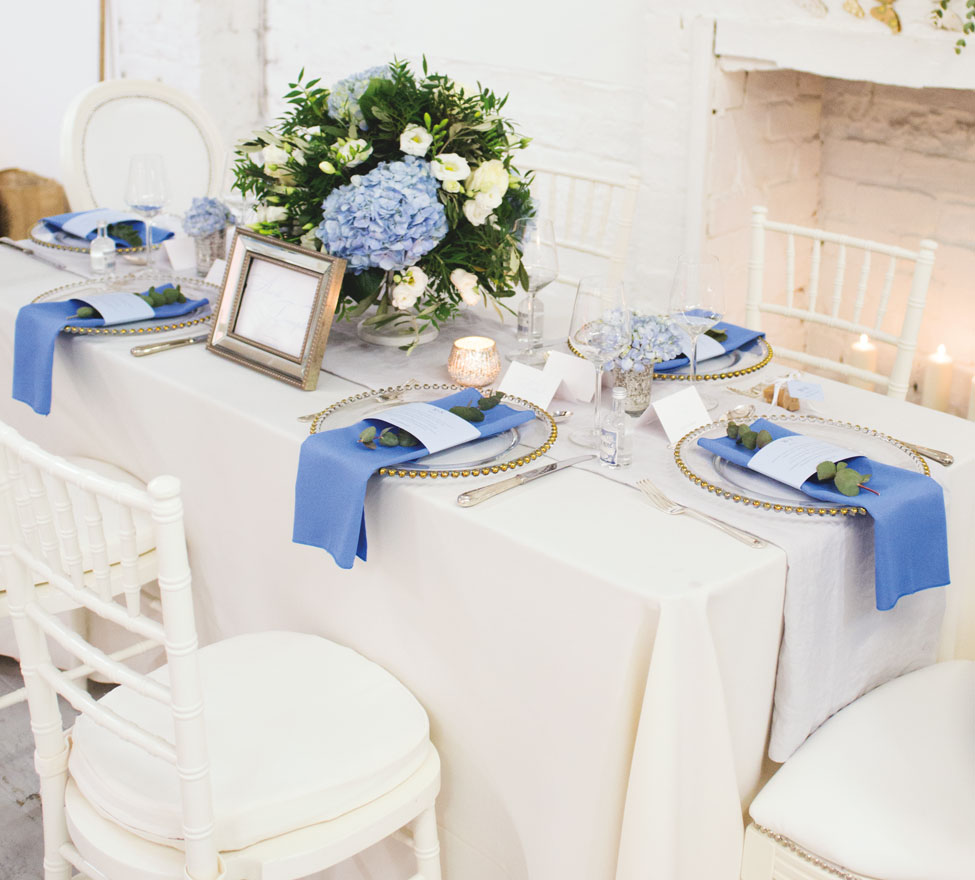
(747, 435), (859, 489)
(73, 292), (155, 325)
(378, 402), (480, 454)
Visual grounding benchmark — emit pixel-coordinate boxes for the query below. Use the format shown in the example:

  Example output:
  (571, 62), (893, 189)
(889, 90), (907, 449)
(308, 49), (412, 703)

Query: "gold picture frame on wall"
(207, 228), (346, 390)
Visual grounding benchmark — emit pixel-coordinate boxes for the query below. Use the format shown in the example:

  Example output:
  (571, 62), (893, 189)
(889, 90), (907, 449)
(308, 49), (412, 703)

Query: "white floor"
(0, 656), (108, 880)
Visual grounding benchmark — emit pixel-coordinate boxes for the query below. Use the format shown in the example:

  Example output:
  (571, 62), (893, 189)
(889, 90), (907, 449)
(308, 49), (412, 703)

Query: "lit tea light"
(447, 335), (501, 387)
(848, 333), (877, 391)
(921, 343), (952, 412)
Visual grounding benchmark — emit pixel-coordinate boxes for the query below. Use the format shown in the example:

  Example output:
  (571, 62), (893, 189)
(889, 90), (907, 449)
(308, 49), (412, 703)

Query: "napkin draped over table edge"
(12, 286), (208, 416)
(653, 321), (765, 374)
(293, 391), (536, 569)
(698, 418), (950, 611)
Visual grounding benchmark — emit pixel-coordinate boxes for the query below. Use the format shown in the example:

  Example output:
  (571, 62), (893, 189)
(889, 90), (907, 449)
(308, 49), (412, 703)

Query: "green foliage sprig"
(107, 222), (142, 248)
(356, 391), (503, 449)
(72, 285), (186, 319)
(815, 460), (877, 497)
(933, 0), (975, 52)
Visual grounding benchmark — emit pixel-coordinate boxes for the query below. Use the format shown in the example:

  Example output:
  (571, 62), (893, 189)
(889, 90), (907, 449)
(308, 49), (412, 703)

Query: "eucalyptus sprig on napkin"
(356, 391), (504, 449)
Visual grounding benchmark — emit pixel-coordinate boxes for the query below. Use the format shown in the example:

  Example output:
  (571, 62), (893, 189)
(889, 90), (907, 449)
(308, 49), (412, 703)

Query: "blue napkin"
(654, 321), (765, 373)
(699, 418), (950, 610)
(42, 210), (173, 246)
(13, 285), (207, 416)
(294, 391), (536, 569)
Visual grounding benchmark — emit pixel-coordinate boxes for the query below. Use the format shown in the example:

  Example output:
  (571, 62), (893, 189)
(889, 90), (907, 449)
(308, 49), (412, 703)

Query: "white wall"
(0, 1), (100, 180)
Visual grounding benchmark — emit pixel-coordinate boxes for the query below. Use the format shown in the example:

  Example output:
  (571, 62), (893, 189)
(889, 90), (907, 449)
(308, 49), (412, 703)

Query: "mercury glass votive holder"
(448, 336), (502, 387)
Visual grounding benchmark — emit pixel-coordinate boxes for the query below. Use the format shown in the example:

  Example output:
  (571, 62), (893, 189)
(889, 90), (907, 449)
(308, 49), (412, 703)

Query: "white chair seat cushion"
(749, 660), (975, 880)
(68, 631), (431, 852)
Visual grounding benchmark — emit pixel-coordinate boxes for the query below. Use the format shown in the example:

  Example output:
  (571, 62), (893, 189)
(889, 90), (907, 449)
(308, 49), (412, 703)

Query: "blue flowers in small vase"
(606, 313), (683, 373)
(183, 197), (231, 238)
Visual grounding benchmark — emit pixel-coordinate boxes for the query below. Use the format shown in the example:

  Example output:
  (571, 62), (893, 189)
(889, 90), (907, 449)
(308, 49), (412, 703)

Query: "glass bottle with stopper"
(89, 221), (116, 274)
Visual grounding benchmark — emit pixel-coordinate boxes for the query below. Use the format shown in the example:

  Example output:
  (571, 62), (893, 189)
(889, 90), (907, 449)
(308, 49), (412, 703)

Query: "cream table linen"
(1, 248), (973, 880)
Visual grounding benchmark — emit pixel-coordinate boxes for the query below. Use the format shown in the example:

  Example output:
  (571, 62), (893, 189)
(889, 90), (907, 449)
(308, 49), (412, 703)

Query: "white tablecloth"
(2, 248), (974, 880)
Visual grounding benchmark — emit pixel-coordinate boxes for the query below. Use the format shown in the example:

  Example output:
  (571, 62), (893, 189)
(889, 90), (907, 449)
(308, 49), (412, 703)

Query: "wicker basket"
(0, 169), (69, 240)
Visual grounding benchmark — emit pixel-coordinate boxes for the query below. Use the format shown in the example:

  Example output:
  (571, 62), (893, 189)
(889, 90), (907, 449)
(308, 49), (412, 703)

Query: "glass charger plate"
(673, 413), (928, 517)
(308, 382), (558, 479)
(33, 274), (214, 336)
(29, 221), (169, 255)
(653, 337), (773, 382)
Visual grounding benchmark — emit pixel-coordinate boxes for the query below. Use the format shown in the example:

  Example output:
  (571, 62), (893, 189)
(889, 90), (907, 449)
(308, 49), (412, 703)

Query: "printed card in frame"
(207, 228), (346, 390)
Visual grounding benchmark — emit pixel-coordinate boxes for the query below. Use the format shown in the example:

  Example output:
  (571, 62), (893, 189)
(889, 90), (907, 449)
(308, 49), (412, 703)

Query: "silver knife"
(457, 454), (596, 507)
(130, 334), (209, 357)
(0, 237), (85, 276)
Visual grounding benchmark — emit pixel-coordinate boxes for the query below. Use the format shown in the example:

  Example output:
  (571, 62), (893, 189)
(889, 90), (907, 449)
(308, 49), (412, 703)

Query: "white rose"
(390, 266), (428, 310)
(450, 268), (481, 305)
(462, 198), (493, 227)
(253, 204), (288, 224)
(431, 153), (471, 182)
(400, 125), (433, 157)
(334, 138), (373, 168)
(465, 159), (508, 208)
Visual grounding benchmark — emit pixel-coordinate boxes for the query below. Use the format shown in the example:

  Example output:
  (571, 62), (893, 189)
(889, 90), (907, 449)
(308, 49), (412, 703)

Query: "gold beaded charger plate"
(32, 274), (214, 336)
(308, 383), (558, 479)
(567, 336), (773, 382)
(673, 413), (928, 517)
(29, 222), (166, 255)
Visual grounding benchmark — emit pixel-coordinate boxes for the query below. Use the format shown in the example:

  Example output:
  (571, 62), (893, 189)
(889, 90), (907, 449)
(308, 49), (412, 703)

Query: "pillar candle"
(848, 334), (877, 391)
(921, 344), (953, 412)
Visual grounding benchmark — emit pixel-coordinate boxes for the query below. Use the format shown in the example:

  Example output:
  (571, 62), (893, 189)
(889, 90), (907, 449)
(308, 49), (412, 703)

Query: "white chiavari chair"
(526, 164), (640, 289)
(60, 79), (224, 215)
(741, 660), (974, 880)
(0, 421), (442, 880)
(0, 457), (159, 711)
(745, 206), (937, 400)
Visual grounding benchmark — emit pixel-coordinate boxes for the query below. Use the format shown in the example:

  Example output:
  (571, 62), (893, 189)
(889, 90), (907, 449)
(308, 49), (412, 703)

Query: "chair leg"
(410, 805), (442, 880)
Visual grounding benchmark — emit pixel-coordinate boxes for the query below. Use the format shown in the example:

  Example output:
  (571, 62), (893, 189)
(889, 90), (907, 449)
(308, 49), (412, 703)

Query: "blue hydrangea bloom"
(604, 313), (683, 372)
(327, 65), (391, 130)
(316, 156), (448, 274)
(182, 197), (230, 237)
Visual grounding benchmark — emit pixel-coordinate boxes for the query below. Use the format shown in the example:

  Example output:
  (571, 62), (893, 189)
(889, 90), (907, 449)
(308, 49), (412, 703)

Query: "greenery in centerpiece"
(232, 59), (535, 346)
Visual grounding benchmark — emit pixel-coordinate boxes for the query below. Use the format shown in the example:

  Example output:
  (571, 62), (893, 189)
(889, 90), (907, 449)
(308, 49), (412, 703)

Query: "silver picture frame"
(207, 228), (346, 390)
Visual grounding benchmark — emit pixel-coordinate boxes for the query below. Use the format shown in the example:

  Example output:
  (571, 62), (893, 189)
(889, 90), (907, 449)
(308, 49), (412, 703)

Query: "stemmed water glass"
(124, 154), (168, 276)
(568, 276), (630, 448)
(219, 146), (253, 227)
(509, 217), (559, 365)
(668, 254), (724, 380)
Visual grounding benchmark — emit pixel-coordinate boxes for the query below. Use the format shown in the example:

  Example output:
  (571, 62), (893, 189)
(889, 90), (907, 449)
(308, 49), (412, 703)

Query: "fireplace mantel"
(714, 17), (975, 91)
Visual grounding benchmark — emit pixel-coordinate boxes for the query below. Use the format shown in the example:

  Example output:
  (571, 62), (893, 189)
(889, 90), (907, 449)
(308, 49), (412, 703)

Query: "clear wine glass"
(124, 154), (168, 276)
(509, 217), (559, 366)
(219, 145), (253, 227)
(568, 276), (630, 448)
(668, 254), (724, 380)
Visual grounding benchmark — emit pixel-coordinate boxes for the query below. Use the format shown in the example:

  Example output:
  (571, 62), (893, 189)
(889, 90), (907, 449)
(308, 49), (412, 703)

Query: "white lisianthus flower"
(450, 268), (481, 305)
(262, 144), (292, 177)
(334, 138), (373, 168)
(291, 149), (307, 165)
(318, 160), (337, 174)
(400, 125), (433, 157)
(465, 159), (508, 209)
(431, 153), (471, 183)
(295, 125), (321, 139)
(390, 265), (428, 310)
(462, 198), (493, 227)
(441, 179), (461, 193)
(252, 204), (288, 224)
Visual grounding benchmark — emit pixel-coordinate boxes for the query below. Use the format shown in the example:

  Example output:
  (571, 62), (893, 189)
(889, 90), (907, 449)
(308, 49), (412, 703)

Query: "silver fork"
(636, 479), (767, 548)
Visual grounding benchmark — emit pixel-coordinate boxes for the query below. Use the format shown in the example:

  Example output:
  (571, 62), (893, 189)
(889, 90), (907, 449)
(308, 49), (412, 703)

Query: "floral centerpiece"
(606, 314), (683, 415)
(232, 60), (534, 346)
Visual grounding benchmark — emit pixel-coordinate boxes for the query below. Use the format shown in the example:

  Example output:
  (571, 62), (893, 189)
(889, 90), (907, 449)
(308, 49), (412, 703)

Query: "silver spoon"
(720, 404), (755, 422)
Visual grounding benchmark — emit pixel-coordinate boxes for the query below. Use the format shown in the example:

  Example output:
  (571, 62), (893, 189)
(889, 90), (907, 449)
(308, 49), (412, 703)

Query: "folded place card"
(651, 387), (711, 444)
(542, 351), (597, 402)
(497, 361), (561, 409)
(164, 236), (198, 274)
(204, 258), (227, 286)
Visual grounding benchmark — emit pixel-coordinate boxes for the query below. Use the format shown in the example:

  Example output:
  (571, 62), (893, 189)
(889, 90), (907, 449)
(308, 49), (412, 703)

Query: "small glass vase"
(194, 227), (226, 276)
(356, 271), (440, 348)
(612, 365), (654, 416)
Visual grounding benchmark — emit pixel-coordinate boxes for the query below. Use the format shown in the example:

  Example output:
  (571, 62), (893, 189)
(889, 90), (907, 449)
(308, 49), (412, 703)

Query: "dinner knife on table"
(130, 334), (210, 357)
(0, 237), (86, 276)
(457, 454), (596, 507)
